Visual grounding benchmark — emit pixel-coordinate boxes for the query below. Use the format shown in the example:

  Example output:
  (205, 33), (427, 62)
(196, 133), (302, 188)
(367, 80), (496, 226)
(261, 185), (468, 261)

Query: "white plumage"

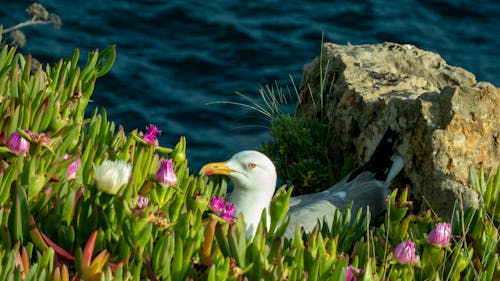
(201, 150), (277, 237)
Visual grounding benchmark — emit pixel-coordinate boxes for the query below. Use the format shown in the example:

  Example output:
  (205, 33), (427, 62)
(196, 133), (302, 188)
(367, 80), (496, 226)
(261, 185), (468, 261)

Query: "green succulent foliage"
(260, 114), (353, 195)
(0, 43), (498, 281)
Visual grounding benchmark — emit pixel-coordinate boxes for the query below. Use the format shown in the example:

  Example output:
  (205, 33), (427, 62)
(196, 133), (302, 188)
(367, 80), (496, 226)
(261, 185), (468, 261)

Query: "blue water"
(1, 0), (499, 171)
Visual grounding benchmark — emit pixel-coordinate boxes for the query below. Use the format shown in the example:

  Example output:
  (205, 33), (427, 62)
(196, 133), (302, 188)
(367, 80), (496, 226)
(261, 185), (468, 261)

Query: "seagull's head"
(201, 150), (277, 237)
(200, 150), (277, 194)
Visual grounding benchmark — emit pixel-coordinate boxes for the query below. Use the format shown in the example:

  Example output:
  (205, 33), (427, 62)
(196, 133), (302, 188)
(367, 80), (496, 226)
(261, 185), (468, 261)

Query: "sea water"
(1, 0), (498, 170)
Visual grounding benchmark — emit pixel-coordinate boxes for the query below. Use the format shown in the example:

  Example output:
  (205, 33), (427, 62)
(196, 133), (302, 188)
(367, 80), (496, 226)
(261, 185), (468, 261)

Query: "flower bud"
(394, 241), (418, 264)
(63, 154), (80, 180)
(136, 195), (149, 209)
(172, 136), (186, 163)
(346, 265), (361, 281)
(95, 160), (132, 195)
(7, 131), (30, 155)
(155, 159), (177, 186)
(427, 222), (451, 247)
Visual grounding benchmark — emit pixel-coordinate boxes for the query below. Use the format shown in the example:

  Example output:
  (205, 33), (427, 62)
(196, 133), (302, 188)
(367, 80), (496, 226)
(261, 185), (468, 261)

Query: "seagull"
(200, 128), (404, 238)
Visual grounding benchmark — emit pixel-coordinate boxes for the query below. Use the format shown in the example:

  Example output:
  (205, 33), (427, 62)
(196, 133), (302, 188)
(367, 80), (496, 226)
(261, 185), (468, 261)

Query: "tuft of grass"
(207, 79), (299, 127)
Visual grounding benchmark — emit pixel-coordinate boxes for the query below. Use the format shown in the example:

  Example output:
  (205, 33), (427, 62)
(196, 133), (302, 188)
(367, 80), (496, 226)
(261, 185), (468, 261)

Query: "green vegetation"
(260, 112), (353, 195)
(0, 25), (498, 281)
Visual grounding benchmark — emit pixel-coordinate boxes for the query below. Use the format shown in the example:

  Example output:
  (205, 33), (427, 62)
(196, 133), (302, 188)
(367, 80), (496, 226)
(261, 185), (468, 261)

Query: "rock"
(296, 42), (499, 219)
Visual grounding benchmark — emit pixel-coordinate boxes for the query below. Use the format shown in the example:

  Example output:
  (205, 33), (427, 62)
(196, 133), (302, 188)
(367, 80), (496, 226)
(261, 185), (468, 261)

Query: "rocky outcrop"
(296, 42), (499, 219)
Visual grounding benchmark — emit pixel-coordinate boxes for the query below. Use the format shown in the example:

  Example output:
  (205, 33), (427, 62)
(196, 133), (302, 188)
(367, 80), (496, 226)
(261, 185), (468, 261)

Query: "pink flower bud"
(141, 124), (161, 146)
(394, 241), (418, 264)
(64, 154), (81, 180)
(209, 196), (235, 222)
(427, 222), (452, 247)
(136, 195), (149, 209)
(346, 265), (361, 281)
(7, 131), (30, 155)
(155, 159), (177, 186)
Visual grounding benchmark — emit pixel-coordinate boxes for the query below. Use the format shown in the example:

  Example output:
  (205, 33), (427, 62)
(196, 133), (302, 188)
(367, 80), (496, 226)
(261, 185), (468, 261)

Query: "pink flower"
(63, 154), (81, 180)
(346, 265), (361, 281)
(155, 159), (177, 186)
(209, 196), (235, 222)
(209, 196), (226, 213)
(394, 241), (418, 264)
(7, 131), (30, 155)
(221, 203), (235, 221)
(427, 222), (452, 247)
(136, 195), (149, 209)
(141, 124), (161, 146)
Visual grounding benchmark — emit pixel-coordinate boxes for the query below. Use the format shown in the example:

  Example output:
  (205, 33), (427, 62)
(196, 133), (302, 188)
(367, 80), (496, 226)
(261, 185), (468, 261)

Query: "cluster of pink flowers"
(393, 222), (452, 265)
(6, 130), (81, 182)
(140, 125), (178, 186)
(139, 125), (179, 210)
(209, 196), (235, 222)
(6, 124), (181, 219)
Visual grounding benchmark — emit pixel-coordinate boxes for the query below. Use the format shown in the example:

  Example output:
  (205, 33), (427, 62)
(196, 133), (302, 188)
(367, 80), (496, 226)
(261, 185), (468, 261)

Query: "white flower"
(95, 160), (132, 195)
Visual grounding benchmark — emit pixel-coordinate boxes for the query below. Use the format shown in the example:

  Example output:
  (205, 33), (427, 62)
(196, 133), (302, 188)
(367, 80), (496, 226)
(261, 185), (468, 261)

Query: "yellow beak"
(200, 161), (235, 176)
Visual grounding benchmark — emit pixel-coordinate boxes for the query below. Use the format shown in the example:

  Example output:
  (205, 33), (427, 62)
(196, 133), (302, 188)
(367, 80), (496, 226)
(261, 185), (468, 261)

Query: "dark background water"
(1, 0), (498, 171)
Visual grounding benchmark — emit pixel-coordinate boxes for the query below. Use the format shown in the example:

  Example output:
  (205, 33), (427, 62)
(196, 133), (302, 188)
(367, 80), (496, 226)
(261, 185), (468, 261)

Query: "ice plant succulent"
(427, 222), (452, 248)
(6, 131), (30, 155)
(155, 159), (177, 186)
(95, 159), (132, 195)
(209, 196), (235, 222)
(80, 231), (110, 281)
(394, 241), (418, 264)
(141, 124), (161, 146)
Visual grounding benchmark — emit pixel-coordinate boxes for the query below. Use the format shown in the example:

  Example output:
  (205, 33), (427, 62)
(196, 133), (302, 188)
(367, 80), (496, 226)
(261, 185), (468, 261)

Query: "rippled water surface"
(1, 0), (498, 170)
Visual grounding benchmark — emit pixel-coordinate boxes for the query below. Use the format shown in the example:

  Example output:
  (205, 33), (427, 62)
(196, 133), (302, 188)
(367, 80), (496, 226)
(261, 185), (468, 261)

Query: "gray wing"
(285, 171), (391, 238)
(283, 129), (405, 239)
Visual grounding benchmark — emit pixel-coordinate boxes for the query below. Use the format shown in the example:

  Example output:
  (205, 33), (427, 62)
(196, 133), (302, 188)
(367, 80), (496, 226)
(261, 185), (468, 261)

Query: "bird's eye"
(248, 163), (257, 169)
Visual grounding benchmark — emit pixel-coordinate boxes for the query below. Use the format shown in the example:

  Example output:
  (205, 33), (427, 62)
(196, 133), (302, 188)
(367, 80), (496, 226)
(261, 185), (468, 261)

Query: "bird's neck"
(229, 187), (274, 236)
